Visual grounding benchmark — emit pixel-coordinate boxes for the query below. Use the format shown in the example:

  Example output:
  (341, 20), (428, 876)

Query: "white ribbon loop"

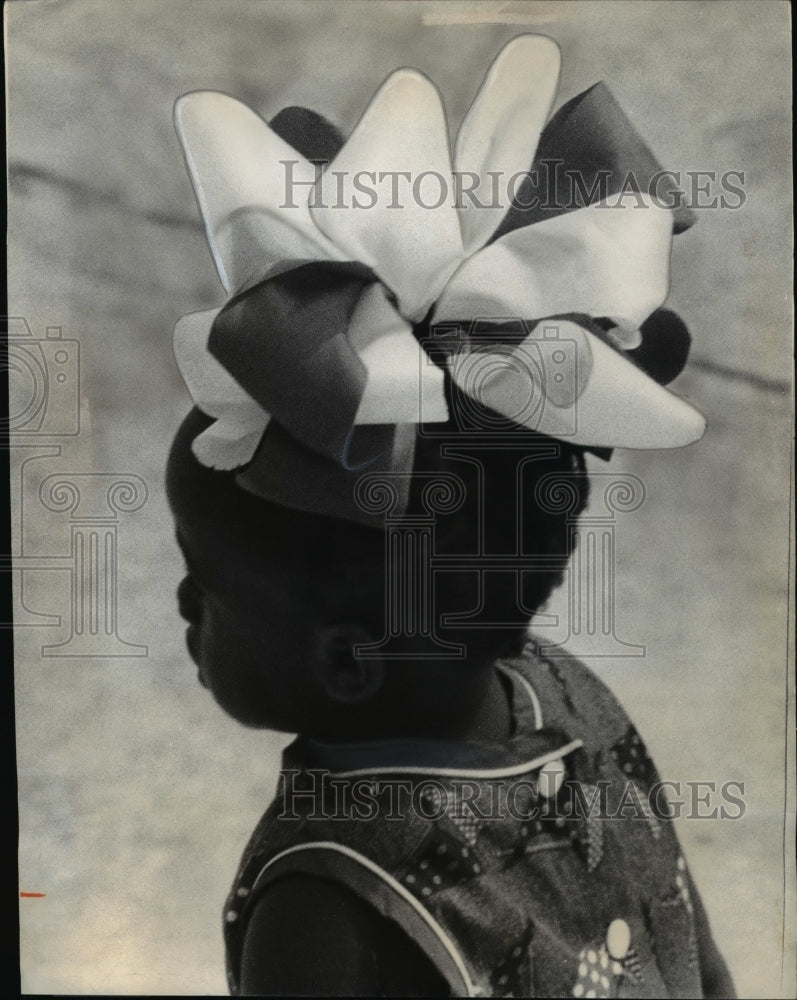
(311, 69), (464, 323)
(455, 33), (561, 253)
(174, 91), (344, 293)
(191, 413), (271, 471)
(450, 319), (706, 448)
(173, 308), (270, 469)
(349, 285), (449, 425)
(434, 195), (673, 334)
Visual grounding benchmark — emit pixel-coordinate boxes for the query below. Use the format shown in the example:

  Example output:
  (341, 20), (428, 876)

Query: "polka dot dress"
(571, 920), (631, 999)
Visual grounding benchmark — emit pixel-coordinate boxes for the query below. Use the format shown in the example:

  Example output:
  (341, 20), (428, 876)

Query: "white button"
(606, 918), (631, 960)
(538, 758), (565, 798)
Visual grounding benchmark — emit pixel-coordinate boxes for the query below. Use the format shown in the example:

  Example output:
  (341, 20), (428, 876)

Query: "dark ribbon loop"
(491, 82), (696, 241)
(209, 260), (380, 465)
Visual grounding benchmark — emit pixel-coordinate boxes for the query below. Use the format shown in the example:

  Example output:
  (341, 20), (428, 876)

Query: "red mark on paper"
(20, 892), (46, 898)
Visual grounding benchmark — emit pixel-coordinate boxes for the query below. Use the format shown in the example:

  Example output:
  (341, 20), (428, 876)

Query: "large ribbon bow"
(173, 34), (705, 526)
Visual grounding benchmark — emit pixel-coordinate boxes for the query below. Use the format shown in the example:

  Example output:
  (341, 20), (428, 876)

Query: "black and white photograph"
(7, 1), (794, 996)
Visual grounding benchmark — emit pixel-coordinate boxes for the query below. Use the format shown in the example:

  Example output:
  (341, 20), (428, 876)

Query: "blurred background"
(7, 1), (793, 995)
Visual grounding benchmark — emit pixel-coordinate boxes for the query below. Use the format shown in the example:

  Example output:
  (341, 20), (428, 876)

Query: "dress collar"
(283, 666), (582, 779)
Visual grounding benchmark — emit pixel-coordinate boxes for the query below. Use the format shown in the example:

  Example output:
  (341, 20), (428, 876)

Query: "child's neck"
(445, 664), (514, 743)
(312, 664), (514, 745)
(383, 663), (515, 744)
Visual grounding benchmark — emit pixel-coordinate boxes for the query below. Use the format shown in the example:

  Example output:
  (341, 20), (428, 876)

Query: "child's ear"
(313, 624), (384, 705)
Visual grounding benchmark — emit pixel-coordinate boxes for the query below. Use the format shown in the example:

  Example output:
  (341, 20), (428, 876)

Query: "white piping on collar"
(251, 840), (477, 997)
(330, 738), (583, 780)
(498, 663), (544, 730)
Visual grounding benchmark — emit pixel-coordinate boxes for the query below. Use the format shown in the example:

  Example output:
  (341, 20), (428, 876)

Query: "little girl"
(167, 35), (735, 997)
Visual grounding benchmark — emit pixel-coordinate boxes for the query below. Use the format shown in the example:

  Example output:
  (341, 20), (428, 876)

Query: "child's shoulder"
(501, 635), (652, 763)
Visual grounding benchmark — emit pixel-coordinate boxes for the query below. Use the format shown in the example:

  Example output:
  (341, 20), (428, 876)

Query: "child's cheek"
(194, 601), (308, 730)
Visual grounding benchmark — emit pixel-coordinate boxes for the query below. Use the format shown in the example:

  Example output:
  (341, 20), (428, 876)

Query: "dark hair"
(407, 401), (590, 661)
(167, 394), (589, 668)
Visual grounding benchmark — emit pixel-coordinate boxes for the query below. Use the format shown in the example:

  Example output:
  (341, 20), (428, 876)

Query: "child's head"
(168, 38), (706, 738)
(167, 406), (589, 738)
